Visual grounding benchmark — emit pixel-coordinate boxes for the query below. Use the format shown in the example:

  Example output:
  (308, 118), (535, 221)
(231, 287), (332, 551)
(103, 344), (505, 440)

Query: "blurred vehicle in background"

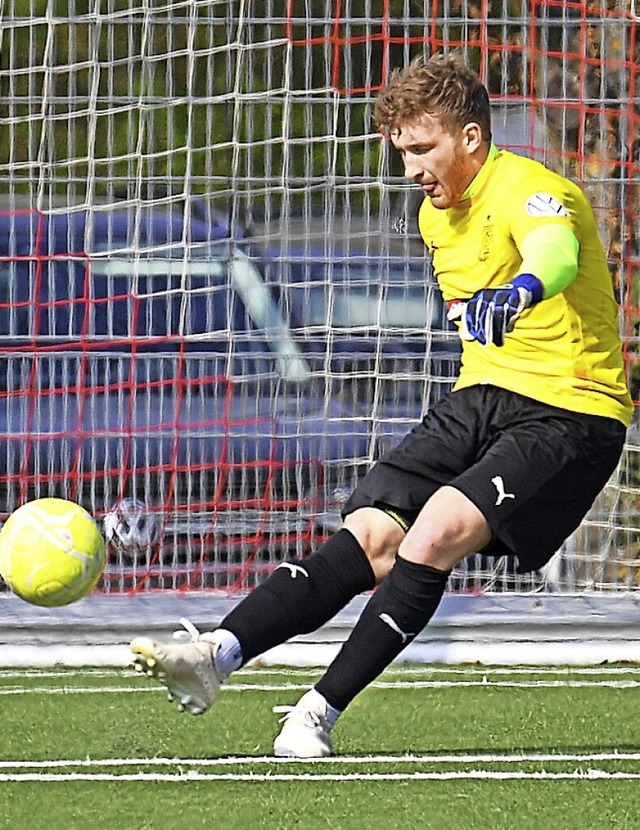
(252, 213), (460, 451)
(0, 201), (463, 589)
(0, 205), (372, 588)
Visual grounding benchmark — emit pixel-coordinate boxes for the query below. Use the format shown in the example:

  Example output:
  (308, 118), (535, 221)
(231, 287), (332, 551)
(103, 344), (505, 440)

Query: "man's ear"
(462, 122), (483, 154)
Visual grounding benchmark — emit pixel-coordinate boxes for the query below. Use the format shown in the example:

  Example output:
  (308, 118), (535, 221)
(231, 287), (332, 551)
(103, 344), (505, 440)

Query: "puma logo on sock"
(379, 613), (415, 644)
(277, 562), (309, 579)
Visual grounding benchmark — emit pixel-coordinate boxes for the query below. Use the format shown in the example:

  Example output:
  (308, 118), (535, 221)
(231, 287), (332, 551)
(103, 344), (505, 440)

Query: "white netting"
(0, 0), (638, 595)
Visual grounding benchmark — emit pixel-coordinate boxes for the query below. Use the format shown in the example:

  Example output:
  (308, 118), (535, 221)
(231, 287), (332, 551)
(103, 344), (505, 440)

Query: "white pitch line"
(2, 751), (640, 768)
(0, 669), (130, 678)
(377, 666), (640, 676)
(368, 680), (640, 689)
(3, 665), (640, 679)
(2, 665), (640, 681)
(2, 770), (640, 782)
(0, 686), (159, 696)
(2, 678), (640, 696)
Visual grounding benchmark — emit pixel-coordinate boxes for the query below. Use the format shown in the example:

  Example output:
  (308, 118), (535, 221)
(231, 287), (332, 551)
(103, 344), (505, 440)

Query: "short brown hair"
(374, 53), (492, 140)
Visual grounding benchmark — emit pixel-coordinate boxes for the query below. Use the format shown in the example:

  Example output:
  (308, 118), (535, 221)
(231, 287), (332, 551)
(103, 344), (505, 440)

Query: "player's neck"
(459, 142), (498, 203)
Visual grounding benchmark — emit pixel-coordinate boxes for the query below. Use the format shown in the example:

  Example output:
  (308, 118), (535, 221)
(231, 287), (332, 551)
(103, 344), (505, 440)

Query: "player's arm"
(461, 223), (579, 346)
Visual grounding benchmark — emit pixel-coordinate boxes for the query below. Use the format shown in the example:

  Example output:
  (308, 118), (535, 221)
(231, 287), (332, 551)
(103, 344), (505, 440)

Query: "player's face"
(391, 114), (483, 209)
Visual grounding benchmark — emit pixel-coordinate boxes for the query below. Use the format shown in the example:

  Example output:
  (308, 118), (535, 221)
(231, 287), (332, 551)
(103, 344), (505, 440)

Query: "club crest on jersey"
(478, 219), (493, 261)
(525, 192), (569, 217)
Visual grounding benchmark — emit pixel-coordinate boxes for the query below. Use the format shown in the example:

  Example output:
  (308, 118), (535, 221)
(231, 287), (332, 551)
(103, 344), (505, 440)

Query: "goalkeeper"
(131, 53), (632, 757)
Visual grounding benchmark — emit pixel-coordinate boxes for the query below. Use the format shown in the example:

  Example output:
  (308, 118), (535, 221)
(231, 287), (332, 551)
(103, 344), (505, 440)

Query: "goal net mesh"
(0, 0), (638, 596)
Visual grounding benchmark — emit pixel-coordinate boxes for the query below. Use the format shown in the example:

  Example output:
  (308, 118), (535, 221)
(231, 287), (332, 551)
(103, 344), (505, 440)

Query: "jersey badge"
(478, 217), (493, 261)
(525, 192), (569, 217)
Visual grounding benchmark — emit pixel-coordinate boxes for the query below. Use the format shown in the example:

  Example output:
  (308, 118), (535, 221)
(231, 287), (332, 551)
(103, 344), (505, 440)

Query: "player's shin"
(315, 556), (449, 711)
(220, 528), (376, 664)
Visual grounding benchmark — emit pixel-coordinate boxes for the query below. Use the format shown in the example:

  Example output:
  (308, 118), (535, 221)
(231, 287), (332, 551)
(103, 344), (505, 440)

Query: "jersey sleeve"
(507, 178), (581, 251)
(518, 224), (579, 298)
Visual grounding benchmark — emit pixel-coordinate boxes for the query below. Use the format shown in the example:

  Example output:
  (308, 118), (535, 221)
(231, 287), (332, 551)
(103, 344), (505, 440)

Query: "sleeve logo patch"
(525, 192), (570, 217)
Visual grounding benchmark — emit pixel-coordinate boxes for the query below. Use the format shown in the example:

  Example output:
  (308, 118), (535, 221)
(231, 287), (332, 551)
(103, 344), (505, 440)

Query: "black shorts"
(342, 385), (627, 573)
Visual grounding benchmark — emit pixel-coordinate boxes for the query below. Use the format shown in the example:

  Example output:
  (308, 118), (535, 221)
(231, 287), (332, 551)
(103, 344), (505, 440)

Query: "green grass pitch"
(2, 664), (640, 829)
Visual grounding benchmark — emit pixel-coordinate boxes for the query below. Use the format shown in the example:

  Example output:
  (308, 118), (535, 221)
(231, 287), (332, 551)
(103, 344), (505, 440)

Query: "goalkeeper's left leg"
(130, 518), (400, 716)
(219, 526), (377, 662)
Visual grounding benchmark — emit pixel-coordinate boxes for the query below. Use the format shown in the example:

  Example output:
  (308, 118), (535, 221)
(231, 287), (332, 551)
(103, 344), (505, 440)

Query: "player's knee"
(397, 523), (452, 567)
(397, 492), (491, 571)
(343, 508), (404, 582)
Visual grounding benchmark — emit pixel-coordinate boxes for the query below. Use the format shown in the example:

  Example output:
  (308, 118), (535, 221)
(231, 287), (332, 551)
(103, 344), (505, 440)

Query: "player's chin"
(426, 192), (451, 209)
(422, 185), (452, 209)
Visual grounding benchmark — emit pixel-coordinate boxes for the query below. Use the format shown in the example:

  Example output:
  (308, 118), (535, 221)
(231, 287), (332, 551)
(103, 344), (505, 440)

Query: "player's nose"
(402, 152), (423, 181)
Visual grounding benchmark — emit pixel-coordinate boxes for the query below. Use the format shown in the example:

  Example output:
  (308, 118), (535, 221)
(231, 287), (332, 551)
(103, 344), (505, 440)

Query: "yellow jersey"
(418, 147), (633, 426)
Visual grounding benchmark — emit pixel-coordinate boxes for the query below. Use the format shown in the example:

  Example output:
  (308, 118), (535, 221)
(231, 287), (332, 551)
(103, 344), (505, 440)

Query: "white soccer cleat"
(130, 618), (225, 715)
(273, 688), (334, 758)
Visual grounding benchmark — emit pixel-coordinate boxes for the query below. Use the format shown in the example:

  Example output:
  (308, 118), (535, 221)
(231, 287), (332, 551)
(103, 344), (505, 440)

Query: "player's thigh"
(453, 413), (626, 571)
(342, 392), (479, 518)
(453, 411), (625, 521)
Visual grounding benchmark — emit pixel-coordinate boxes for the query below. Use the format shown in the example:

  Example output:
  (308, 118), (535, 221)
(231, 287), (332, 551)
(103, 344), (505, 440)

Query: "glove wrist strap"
(512, 273), (544, 305)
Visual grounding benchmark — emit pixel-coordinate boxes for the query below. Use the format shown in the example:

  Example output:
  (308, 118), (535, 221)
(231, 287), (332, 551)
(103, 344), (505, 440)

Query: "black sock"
(221, 529), (375, 663)
(315, 556), (449, 711)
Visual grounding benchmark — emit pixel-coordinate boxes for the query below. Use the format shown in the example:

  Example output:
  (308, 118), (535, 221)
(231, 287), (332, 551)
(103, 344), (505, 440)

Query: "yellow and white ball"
(0, 498), (105, 607)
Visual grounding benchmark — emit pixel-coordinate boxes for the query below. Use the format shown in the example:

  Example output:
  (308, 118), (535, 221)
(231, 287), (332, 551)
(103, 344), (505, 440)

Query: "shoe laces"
(172, 617), (202, 643)
(273, 704), (327, 730)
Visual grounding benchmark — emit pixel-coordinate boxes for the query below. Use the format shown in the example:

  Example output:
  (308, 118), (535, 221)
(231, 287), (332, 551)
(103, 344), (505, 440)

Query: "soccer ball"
(103, 498), (163, 559)
(0, 498), (106, 607)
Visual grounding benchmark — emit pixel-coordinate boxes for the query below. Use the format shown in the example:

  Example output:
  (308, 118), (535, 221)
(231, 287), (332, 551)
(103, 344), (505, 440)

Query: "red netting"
(0, 2), (638, 595)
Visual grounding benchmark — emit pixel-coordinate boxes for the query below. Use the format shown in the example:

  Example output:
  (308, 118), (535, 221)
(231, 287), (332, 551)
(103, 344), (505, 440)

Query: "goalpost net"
(0, 0), (638, 599)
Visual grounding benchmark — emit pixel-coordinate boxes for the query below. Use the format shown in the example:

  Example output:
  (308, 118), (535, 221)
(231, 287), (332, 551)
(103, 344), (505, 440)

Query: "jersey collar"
(459, 142), (500, 202)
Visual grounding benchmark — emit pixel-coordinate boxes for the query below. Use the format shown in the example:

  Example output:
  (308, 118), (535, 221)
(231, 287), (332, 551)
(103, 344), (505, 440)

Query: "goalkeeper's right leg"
(131, 618), (228, 715)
